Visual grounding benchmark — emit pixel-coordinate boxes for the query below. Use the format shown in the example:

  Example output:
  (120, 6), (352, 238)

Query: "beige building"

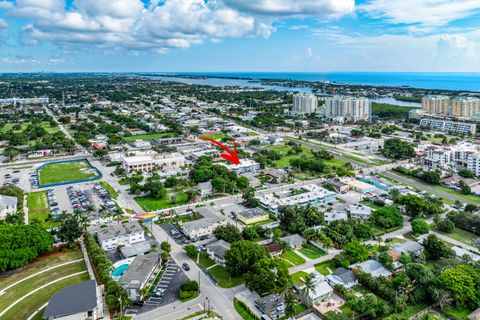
(323, 96), (371, 122)
(121, 152), (185, 173)
(451, 97), (480, 118)
(422, 95), (450, 115)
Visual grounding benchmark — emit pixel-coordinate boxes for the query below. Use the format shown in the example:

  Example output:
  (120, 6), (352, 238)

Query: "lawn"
(280, 250), (306, 266)
(135, 190), (188, 211)
(0, 272), (89, 320)
(245, 132), (259, 136)
(291, 271), (309, 286)
(100, 182), (118, 200)
(27, 191), (60, 228)
(38, 160), (99, 186)
(444, 306), (473, 320)
(199, 133), (230, 140)
(395, 302), (431, 319)
(0, 250), (87, 320)
(314, 260), (335, 275)
(432, 226), (479, 247)
(298, 244), (326, 259)
(198, 253), (216, 269)
(234, 299), (257, 320)
(278, 304), (308, 320)
(1, 122), (59, 134)
(123, 131), (178, 142)
(208, 265), (244, 288)
(268, 144), (346, 169)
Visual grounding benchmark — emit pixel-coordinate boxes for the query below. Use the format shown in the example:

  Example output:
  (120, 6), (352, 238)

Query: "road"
(142, 223), (244, 320)
(382, 171), (479, 206)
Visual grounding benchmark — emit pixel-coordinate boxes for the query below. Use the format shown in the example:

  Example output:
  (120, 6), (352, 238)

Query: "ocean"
(167, 72), (480, 92)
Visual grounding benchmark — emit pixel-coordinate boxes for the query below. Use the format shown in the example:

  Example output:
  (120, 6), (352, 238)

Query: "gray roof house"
(255, 293), (285, 319)
(180, 206), (227, 241)
(198, 181), (213, 196)
(119, 240), (152, 258)
(0, 195), (18, 220)
(452, 246), (480, 262)
(391, 241), (423, 255)
(326, 267), (358, 289)
(118, 252), (161, 301)
(281, 234), (306, 249)
(43, 280), (99, 320)
(96, 221), (145, 251)
(350, 259), (392, 278)
(206, 239), (230, 267)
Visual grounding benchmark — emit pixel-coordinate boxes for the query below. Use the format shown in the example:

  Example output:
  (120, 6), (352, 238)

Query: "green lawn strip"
(268, 143), (347, 169)
(395, 302), (431, 318)
(199, 133), (230, 140)
(208, 266), (244, 288)
(0, 250), (83, 291)
(135, 190), (188, 211)
(0, 273), (90, 320)
(298, 244), (326, 259)
(290, 271), (309, 286)
(27, 191), (50, 221)
(234, 298), (258, 320)
(246, 132), (259, 136)
(31, 308), (45, 320)
(38, 160), (98, 185)
(0, 260), (86, 313)
(280, 250), (306, 266)
(198, 253), (216, 269)
(444, 306), (473, 320)
(100, 182), (119, 200)
(278, 304), (308, 320)
(179, 291), (199, 303)
(432, 226), (479, 247)
(123, 131), (178, 142)
(314, 260), (335, 275)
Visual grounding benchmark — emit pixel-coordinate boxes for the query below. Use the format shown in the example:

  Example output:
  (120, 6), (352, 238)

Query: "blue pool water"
(112, 264), (129, 277)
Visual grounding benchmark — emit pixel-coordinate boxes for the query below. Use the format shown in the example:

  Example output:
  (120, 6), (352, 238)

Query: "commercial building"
(43, 280), (100, 320)
(121, 152), (185, 173)
(419, 118), (476, 135)
(96, 221), (145, 251)
(292, 94), (318, 115)
(219, 159), (260, 174)
(0, 97), (49, 106)
(118, 253), (161, 301)
(205, 239), (230, 267)
(256, 184), (336, 214)
(0, 195), (18, 220)
(236, 208), (269, 225)
(340, 177), (376, 194)
(179, 206), (228, 241)
(422, 95), (450, 115)
(323, 96), (371, 122)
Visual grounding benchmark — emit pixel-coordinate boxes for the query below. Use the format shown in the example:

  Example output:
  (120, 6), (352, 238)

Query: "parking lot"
(160, 222), (189, 245)
(124, 259), (188, 315)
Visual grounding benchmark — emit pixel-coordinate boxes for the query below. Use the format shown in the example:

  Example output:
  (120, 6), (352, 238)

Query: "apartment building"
(121, 152), (185, 173)
(97, 221), (145, 251)
(422, 95), (450, 115)
(179, 206), (228, 241)
(292, 93), (318, 115)
(419, 142), (480, 176)
(219, 158), (260, 174)
(256, 184), (336, 214)
(323, 96), (371, 122)
(451, 97), (480, 118)
(419, 118), (476, 135)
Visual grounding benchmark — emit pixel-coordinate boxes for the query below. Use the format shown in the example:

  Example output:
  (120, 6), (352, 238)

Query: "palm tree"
(99, 204), (108, 217)
(113, 209), (123, 224)
(300, 275), (317, 307)
(283, 285), (297, 320)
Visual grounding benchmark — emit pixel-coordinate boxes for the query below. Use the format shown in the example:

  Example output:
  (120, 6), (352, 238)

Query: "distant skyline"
(1, 0), (480, 72)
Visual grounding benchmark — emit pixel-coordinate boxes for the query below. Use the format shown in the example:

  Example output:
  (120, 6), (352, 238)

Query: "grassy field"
(27, 191), (59, 228)
(268, 144), (346, 169)
(1, 122), (59, 134)
(208, 266), (244, 288)
(444, 306), (472, 320)
(123, 131), (178, 142)
(432, 226), (479, 247)
(395, 302), (431, 319)
(199, 133), (230, 140)
(280, 250), (306, 266)
(234, 299), (257, 320)
(0, 250), (87, 320)
(135, 190), (188, 211)
(100, 182), (118, 200)
(245, 132), (259, 136)
(314, 260), (335, 275)
(291, 271), (309, 286)
(198, 253), (216, 269)
(298, 244), (326, 259)
(38, 160), (99, 185)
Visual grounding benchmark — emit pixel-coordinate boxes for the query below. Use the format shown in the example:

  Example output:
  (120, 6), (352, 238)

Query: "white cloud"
(436, 34), (479, 61)
(8, 0), (354, 53)
(306, 47), (320, 61)
(0, 18), (7, 29)
(0, 1), (13, 9)
(360, 0), (480, 27)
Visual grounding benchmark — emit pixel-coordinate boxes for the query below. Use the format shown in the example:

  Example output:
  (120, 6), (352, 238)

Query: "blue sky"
(1, 0), (480, 72)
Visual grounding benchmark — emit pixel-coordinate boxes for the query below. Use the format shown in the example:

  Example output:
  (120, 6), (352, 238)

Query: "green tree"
(184, 244), (198, 258)
(422, 234), (453, 260)
(437, 264), (480, 309)
(436, 218), (455, 233)
(371, 206), (403, 228)
(411, 218), (429, 235)
(245, 257), (289, 295)
(56, 215), (83, 248)
(342, 241), (369, 263)
(381, 138), (416, 160)
(225, 240), (270, 276)
(213, 224), (242, 243)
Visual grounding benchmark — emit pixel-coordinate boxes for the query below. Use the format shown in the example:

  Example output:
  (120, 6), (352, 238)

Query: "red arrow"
(200, 136), (240, 165)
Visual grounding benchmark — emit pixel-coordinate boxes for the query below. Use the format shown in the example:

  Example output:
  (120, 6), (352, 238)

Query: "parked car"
(182, 263), (190, 271)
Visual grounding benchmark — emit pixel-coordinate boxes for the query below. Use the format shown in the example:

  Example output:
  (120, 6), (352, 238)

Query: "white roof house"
(348, 204), (372, 220)
(350, 259), (392, 278)
(0, 195), (18, 220)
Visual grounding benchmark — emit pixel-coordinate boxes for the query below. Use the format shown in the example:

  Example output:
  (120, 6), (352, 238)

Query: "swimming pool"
(112, 264), (129, 277)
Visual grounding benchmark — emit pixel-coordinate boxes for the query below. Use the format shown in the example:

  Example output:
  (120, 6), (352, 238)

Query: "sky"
(1, 0), (480, 72)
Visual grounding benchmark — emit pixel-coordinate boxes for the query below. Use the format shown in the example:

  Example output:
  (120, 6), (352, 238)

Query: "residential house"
(326, 267), (358, 289)
(206, 239), (230, 267)
(324, 210), (348, 223)
(350, 259), (392, 278)
(266, 242), (282, 257)
(198, 181), (213, 197)
(298, 275), (334, 307)
(42, 280), (100, 320)
(281, 234), (306, 250)
(452, 246), (480, 262)
(348, 204), (372, 220)
(180, 206), (228, 241)
(255, 293), (285, 319)
(118, 253), (161, 301)
(0, 195), (18, 220)
(119, 241), (152, 259)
